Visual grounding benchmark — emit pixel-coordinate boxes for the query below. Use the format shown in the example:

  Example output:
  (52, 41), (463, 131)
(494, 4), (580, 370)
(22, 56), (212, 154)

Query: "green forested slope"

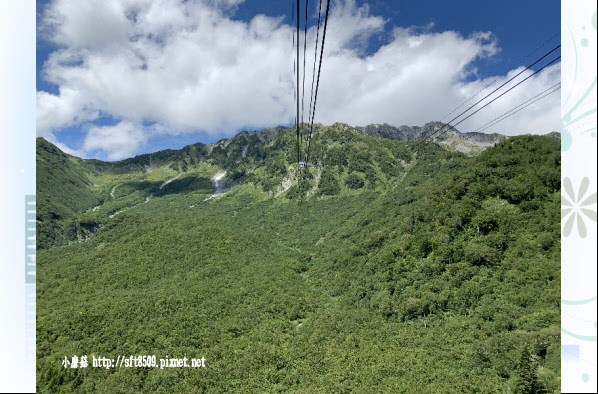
(36, 138), (104, 249)
(36, 127), (560, 393)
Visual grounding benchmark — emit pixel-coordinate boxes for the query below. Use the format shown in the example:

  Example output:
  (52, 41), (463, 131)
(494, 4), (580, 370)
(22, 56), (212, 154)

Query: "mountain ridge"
(356, 121), (507, 154)
(355, 121), (506, 144)
(37, 121), (515, 166)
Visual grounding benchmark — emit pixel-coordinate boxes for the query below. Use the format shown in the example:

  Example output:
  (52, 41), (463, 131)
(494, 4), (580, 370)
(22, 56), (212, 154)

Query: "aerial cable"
(431, 55), (561, 141)
(291, 0), (296, 124)
(475, 86), (561, 134)
(301, 0), (309, 129)
(473, 82), (561, 133)
(292, 0), (297, 150)
(296, 0), (301, 171)
(305, 0), (331, 166)
(292, 0), (296, 77)
(440, 32), (561, 123)
(416, 44), (561, 148)
(471, 82), (561, 134)
(423, 44), (561, 143)
(307, 0), (323, 127)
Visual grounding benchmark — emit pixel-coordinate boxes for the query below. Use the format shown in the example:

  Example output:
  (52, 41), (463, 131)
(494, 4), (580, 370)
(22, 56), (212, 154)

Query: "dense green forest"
(37, 125), (560, 392)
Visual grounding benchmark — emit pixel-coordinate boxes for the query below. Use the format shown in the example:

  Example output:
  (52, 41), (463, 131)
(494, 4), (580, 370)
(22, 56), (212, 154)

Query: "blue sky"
(36, 0), (561, 160)
(233, 0), (560, 78)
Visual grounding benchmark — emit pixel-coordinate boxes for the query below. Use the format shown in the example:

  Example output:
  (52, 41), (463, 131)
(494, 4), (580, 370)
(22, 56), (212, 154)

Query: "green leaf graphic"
(578, 177), (590, 201)
(564, 212), (576, 237)
(581, 193), (597, 207)
(562, 208), (573, 218)
(562, 195), (573, 206)
(581, 208), (597, 222)
(577, 212), (587, 238)
(564, 177), (575, 202)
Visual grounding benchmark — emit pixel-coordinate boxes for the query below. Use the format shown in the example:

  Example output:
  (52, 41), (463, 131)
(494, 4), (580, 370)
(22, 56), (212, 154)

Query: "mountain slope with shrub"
(36, 126), (560, 393)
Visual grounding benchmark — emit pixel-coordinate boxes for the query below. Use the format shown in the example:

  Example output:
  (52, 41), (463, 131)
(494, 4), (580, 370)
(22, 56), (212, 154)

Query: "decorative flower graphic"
(562, 177), (597, 238)
(560, 11), (598, 152)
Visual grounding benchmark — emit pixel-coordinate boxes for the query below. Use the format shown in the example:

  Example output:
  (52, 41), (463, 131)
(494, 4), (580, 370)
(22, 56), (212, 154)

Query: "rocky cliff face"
(356, 121), (507, 145)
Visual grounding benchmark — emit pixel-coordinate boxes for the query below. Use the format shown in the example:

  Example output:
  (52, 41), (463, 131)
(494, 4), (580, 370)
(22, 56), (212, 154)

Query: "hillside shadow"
(154, 175), (215, 197)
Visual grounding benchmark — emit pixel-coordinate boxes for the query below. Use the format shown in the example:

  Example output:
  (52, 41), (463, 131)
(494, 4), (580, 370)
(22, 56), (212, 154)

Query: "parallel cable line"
(415, 44), (561, 149)
(305, 0), (331, 166)
(430, 56), (561, 141)
(291, 0), (296, 137)
(423, 44), (561, 143)
(301, 0), (309, 130)
(471, 82), (561, 134)
(292, 0), (296, 85)
(307, 0), (323, 127)
(296, 0), (301, 170)
(440, 32), (560, 122)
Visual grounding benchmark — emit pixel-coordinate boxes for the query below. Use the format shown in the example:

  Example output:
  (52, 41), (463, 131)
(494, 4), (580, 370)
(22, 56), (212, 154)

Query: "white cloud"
(448, 62), (561, 135)
(37, 0), (560, 159)
(36, 88), (99, 138)
(43, 0), (131, 49)
(83, 121), (147, 160)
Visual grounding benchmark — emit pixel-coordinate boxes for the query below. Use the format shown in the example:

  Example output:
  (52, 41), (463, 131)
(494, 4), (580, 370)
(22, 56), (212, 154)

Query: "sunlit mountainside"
(37, 123), (560, 392)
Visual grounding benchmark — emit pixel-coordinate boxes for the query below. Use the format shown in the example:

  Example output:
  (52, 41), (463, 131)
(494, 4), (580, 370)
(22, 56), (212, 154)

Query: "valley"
(36, 124), (561, 392)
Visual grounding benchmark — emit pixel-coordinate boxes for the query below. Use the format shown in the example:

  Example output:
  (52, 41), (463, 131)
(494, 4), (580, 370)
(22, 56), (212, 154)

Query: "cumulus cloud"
(37, 0), (560, 160)
(83, 121), (147, 160)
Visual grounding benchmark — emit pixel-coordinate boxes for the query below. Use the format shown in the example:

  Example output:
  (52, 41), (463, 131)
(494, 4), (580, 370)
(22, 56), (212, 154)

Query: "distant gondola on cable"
(292, 0), (331, 174)
(298, 161), (315, 170)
